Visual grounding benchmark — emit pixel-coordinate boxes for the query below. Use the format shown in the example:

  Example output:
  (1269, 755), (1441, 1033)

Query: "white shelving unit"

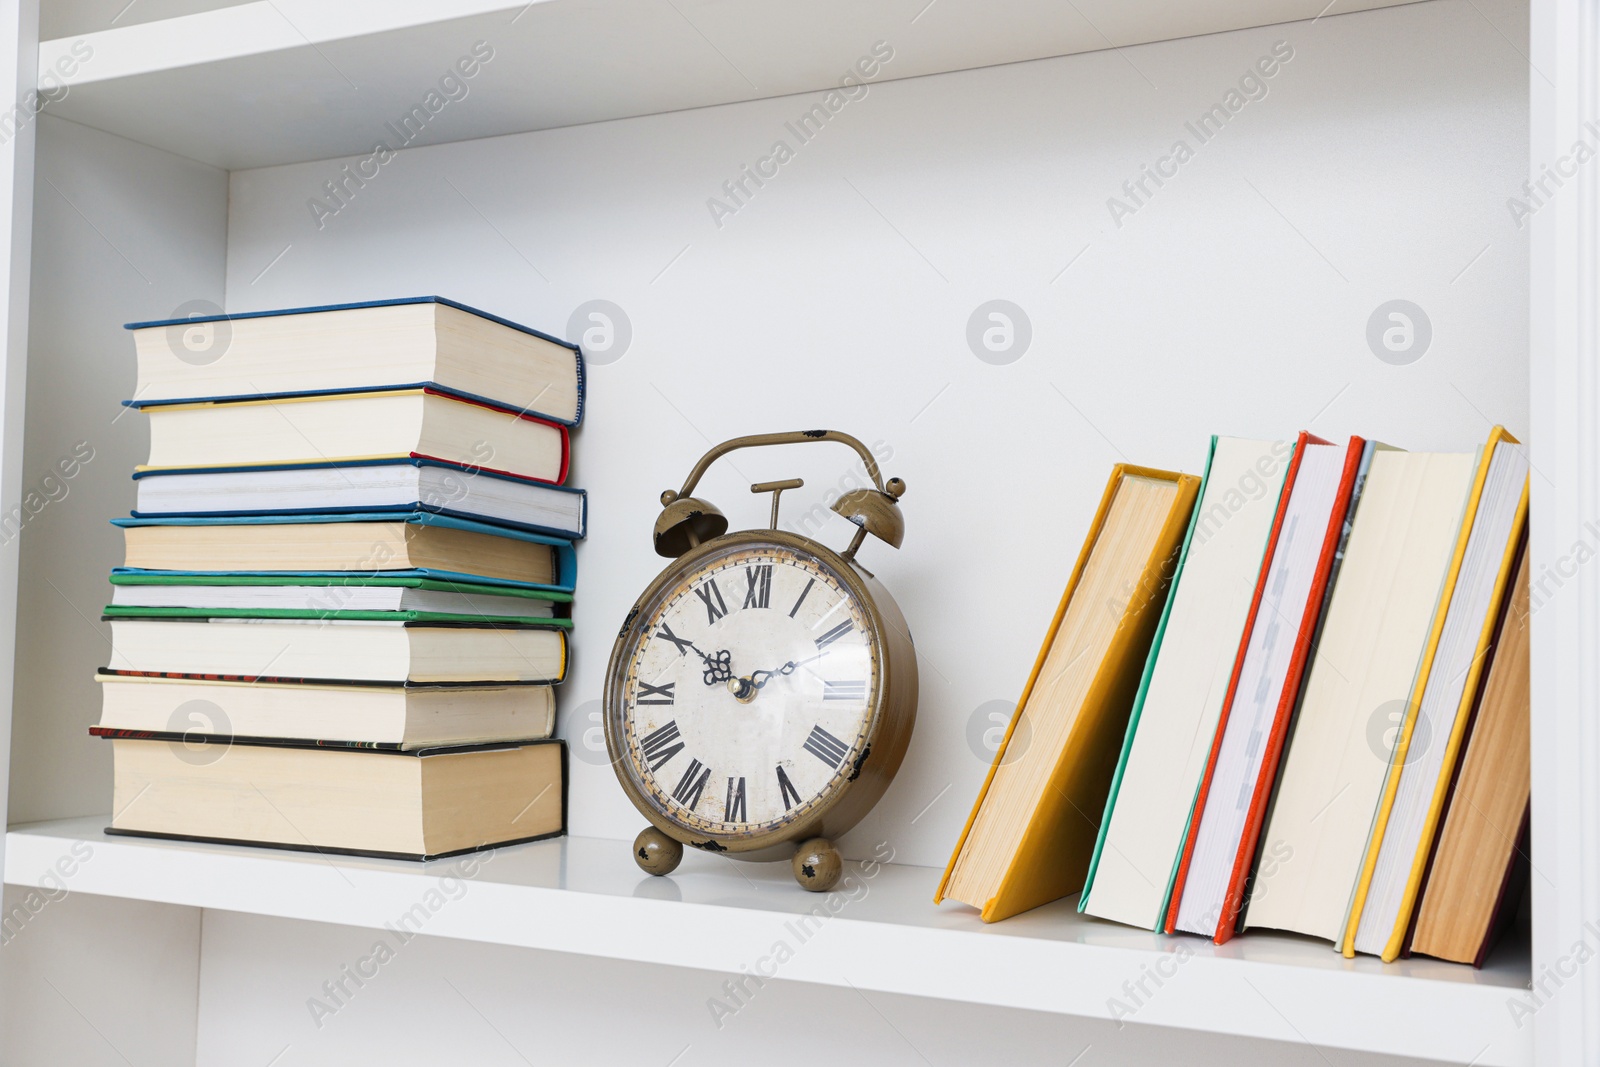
(5, 817), (1534, 1065)
(1, 1), (1593, 1064)
(39, 0), (1427, 168)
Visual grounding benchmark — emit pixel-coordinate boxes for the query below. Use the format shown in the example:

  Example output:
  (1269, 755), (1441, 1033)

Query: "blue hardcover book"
(112, 511), (577, 594)
(130, 457), (587, 541)
(124, 296), (585, 428)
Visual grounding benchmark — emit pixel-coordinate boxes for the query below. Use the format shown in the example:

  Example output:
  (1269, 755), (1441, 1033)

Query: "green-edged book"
(1079, 436), (1295, 929)
(106, 572), (571, 627)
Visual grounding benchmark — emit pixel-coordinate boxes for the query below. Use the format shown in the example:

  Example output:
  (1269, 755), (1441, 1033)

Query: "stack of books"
(940, 427), (1530, 966)
(95, 297), (583, 860)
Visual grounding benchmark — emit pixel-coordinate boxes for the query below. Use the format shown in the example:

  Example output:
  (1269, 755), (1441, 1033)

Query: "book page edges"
(1079, 438), (1218, 913)
(1214, 435), (1367, 943)
(1162, 433), (1309, 933)
(976, 470), (1200, 922)
(1380, 478), (1529, 961)
(1339, 426), (1511, 957)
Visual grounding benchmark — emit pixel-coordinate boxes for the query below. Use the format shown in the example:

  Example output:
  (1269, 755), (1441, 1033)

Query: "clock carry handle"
(653, 430), (906, 560)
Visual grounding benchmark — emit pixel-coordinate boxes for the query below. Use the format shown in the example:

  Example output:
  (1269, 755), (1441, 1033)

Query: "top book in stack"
(126, 296), (584, 427)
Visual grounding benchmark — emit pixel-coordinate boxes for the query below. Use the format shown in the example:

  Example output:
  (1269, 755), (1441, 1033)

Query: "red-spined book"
(1164, 434), (1370, 941)
(140, 386), (570, 486)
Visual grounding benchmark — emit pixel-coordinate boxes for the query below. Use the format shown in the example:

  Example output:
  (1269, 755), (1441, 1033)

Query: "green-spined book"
(106, 572), (571, 626)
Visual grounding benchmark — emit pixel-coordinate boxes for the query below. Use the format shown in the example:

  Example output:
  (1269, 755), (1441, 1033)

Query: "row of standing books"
(97, 297), (582, 859)
(940, 428), (1530, 966)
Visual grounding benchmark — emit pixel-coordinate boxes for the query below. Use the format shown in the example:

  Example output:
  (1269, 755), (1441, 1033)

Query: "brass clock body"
(601, 431), (917, 890)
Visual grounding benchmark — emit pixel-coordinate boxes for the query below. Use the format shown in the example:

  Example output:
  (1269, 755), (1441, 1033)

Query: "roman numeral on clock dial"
(776, 764), (802, 811)
(671, 759), (711, 809)
(804, 724), (851, 768)
(742, 565), (771, 610)
(639, 720), (684, 771)
(656, 622), (694, 656)
(725, 776), (747, 822)
(815, 619), (854, 650)
(637, 680), (675, 705)
(627, 545), (877, 833)
(789, 577), (815, 618)
(695, 579), (728, 624)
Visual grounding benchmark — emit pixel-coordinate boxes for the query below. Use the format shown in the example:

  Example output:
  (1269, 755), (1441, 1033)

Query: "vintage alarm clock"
(604, 430), (917, 891)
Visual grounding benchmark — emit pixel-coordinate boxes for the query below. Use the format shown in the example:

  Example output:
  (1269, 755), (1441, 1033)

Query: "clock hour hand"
(681, 640), (733, 686)
(698, 647), (733, 686)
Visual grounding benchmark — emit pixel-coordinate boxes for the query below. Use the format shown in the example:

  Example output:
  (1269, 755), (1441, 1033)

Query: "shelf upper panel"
(37, 0), (1426, 170)
(8, 817), (1529, 1064)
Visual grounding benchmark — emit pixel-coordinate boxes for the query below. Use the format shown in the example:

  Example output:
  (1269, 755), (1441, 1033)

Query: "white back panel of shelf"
(210, 1), (1532, 868)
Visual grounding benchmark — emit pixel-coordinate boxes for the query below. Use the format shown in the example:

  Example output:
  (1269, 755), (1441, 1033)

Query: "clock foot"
(791, 837), (842, 893)
(633, 827), (683, 876)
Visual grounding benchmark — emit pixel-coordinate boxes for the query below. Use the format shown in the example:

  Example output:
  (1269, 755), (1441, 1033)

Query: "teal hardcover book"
(111, 510), (577, 593)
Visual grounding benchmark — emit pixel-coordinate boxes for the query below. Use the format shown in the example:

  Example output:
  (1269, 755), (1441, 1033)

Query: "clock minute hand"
(734, 650), (827, 699)
(747, 661), (796, 690)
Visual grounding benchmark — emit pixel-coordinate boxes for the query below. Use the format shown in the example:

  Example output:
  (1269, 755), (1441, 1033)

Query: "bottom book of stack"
(99, 733), (565, 860)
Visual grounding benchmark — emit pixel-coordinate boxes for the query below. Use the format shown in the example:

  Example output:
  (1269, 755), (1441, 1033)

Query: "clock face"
(616, 541), (880, 838)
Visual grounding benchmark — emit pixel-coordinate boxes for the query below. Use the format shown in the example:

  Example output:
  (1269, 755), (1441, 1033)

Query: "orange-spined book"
(1163, 434), (1364, 939)
(936, 464), (1199, 922)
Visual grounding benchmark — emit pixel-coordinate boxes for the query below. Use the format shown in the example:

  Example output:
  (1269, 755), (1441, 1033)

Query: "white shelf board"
(8, 816), (1529, 1064)
(38, 0), (1427, 169)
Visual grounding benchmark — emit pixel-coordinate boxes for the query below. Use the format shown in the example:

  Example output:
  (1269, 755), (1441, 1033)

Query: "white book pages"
(1351, 441), (1528, 956)
(1083, 438), (1291, 929)
(1243, 449), (1476, 941)
(1175, 440), (1349, 936)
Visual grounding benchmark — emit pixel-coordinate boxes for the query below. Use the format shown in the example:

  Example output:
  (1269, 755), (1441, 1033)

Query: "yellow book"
(1341, 427), (1529, 959)
(936, 464), (1199, 922)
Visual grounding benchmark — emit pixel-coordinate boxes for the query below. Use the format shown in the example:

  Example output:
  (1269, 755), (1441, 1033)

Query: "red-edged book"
(1163, 434), (1371, 941)
(141, 386), (570, 486)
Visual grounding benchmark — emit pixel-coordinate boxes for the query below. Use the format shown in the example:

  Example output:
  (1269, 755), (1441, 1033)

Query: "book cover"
(110, 511), (578, 594)
(935, 464), (1201, 922)
(131, 455), (588, 540)
(98, 665), (564, 688)
(124, 296), (587, 428)
(100, 736), (569, 861)
(1340, 427), (1523, 959)
(108, 571), (570, 600)
(101, 605), (573, 627)
(1374, 490), (1529, 961)
(136, 387), (572, 485)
